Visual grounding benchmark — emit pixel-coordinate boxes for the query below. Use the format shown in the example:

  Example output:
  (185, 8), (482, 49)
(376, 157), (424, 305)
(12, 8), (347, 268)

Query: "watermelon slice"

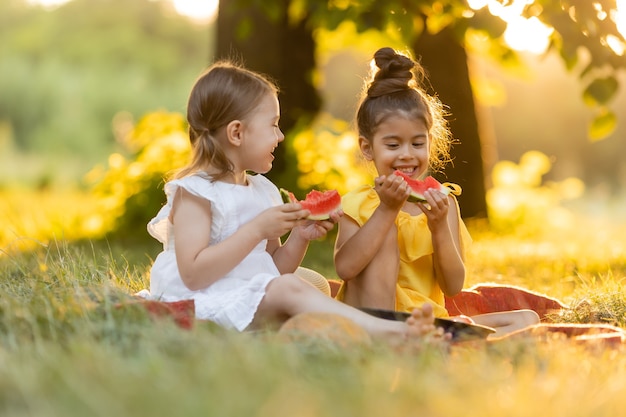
(393, 170), (450, 203)
(279, 188), (342, 220)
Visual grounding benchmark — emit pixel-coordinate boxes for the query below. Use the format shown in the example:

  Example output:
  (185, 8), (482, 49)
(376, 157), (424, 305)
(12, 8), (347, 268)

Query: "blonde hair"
(175, 60), (279, 181)
(356, 47), (452, 173)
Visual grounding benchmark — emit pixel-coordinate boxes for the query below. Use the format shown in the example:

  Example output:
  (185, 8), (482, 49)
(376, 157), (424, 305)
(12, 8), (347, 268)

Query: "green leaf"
(467, 8), (506, 39)
(558, 43), (578, 71)
(579, 61), (594, 79)
(583, 76), (619, 106)
(588, 108), (617, 142)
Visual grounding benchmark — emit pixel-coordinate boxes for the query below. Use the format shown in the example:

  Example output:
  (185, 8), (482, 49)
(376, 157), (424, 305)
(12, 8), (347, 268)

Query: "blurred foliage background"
(1, 0), (626, 254)
(0, 0), (211, 187)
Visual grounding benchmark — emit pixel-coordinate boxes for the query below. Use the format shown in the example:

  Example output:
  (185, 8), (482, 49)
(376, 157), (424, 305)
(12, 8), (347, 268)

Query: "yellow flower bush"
(292, 112), (373, 195)
(88, 110), (373, 240)
(85, 111), (190, 239)
(487, 150), (585, 235)
(86, 109), (581, 242)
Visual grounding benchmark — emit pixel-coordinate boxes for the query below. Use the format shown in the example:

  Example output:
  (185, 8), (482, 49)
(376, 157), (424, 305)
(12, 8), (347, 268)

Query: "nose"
(277, 128), (285, 143)
(399, 143), (413, 158)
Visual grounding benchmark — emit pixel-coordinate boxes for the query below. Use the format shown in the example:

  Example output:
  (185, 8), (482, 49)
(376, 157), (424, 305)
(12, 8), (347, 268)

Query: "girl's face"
(360, 113), (430, 179)
(239, 93), (284, 174)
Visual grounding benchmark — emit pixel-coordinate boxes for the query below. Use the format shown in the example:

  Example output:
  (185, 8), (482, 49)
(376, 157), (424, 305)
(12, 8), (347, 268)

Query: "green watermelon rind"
(279, 188), (293, 204)
(407, 193), (428, 203)
(407, 186), (450, 203)
(305, 213), (333, 221)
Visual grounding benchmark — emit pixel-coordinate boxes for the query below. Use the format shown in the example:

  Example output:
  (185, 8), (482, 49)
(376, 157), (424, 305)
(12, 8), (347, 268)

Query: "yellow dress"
(336, 185), (472, 318)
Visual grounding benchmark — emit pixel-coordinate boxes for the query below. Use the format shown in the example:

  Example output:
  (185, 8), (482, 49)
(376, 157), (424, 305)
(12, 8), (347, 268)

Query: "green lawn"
(2, 189), (626, 416)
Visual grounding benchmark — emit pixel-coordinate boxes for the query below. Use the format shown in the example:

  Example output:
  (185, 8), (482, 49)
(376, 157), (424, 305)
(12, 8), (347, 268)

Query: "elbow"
(334, 264), (356, 283)
(334, 246), (364, 283)
(335, 270), (353, 283)
(182, 278), (203, 292)
(441, 271), (465, 297)
(442, 285), (463, 298)
(180, 272), (207, 292)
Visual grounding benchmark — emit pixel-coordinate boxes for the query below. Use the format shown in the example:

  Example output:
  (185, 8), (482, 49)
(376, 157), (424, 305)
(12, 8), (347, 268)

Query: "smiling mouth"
(394, 167), (417, 176)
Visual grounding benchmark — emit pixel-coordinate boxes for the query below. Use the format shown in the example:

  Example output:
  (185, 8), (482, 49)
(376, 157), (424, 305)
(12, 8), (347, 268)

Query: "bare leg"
(251, 274), (437, 342)
(471, 309), (540, 338)
(342, 226), (399, 310)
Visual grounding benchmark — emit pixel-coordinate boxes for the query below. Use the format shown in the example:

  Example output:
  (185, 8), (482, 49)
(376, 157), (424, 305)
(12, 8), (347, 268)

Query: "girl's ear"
(225, 120), (243, 146)
(359, 136), (373, 161)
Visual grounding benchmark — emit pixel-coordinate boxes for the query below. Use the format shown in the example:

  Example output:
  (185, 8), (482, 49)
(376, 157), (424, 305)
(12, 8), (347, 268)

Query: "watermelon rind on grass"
(279, 188), (342, 220)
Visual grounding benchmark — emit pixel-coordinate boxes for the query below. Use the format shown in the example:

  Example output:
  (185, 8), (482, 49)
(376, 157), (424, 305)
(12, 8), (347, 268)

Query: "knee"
(267, 273), (311, 297)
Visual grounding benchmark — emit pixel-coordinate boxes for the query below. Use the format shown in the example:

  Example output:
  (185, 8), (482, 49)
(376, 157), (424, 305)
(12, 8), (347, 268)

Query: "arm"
(334, 205), (397, 281)
(270, 212), (342, 274)
(419, 190), (465, 296)
(172, 187), (308, 291)
(334, 175), (408, 281)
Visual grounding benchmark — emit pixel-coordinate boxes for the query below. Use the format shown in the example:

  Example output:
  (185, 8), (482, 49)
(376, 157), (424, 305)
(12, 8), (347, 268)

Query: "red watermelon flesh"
(279, 188), (342, 220)
(393, 170), (450, 203)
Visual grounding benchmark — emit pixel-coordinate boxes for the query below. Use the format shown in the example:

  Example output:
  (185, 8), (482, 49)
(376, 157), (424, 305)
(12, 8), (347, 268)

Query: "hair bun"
(367, 47), (416, 98)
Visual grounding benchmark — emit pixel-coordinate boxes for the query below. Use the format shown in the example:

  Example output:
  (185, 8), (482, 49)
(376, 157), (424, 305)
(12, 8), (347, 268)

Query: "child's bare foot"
(396, 304), (450, 354)
(405, 303), (438, 338)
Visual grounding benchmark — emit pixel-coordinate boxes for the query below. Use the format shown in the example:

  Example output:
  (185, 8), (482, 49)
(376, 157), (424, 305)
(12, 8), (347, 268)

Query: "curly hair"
(356, 47), (452, 173)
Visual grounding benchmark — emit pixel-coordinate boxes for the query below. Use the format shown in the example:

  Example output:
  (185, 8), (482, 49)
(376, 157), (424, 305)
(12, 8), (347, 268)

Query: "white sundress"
(147, 173), (283, 331)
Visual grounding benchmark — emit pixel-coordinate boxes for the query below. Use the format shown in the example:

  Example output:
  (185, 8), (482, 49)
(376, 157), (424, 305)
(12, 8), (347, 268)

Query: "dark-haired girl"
(334, 47), (539, 338)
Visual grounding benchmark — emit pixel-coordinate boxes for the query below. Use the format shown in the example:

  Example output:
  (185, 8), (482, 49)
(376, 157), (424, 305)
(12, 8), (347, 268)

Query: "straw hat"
(295, 267), (331, 297)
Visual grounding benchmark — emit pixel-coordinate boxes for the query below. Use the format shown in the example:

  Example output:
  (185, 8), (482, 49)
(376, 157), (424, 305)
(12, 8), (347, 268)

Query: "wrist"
(431, 223), (452, 241)
(293, 226), (313, 243)
(241, 221), (265, 243)
(376, 202), (401, 218)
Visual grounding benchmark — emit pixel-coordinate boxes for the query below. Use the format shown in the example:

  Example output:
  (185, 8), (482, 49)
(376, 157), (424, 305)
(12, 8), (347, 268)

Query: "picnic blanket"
(122, 282), (626, 348)
(116, 298), (196, 330)
(495, 322), (626, 348)
(443, 283), (567, 321)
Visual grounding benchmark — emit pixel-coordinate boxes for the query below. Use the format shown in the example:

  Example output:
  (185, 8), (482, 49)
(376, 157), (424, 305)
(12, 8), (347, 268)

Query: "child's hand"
(253, 203), (310, 240)
(418, 189), (450, 230)
(294, 209), (343, 241)
(374, 174), (411, 210)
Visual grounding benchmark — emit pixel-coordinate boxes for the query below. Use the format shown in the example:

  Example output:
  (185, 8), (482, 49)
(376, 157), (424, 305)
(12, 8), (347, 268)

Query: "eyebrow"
(380, 133), (427, 140)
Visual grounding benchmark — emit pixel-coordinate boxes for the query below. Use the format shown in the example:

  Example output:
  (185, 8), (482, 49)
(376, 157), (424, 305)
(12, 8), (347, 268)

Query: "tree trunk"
(412, 27), (488, 219)
(215, 0), (321, 188)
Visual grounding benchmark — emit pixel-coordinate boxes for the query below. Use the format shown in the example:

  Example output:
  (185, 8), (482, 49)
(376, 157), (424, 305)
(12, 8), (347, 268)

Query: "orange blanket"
(116, 299), (195, 329)
(444, 283), (567, 321)
(445, 285), (625, 348)
(488, 322), (626, 350)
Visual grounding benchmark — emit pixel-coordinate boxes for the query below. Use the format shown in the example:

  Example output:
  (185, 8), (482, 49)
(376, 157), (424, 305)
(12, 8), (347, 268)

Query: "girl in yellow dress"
(333, 47), (539, 338)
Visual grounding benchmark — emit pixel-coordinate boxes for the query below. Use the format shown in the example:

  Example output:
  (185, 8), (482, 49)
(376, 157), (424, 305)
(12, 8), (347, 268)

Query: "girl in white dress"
(147, 59), (439, 343)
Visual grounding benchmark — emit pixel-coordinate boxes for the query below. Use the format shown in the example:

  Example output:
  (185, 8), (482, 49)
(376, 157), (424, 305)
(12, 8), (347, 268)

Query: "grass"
(2, 190), (626, 416)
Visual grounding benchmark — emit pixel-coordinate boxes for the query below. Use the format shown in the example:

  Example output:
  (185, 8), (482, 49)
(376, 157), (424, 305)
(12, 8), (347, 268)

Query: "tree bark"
(215, 0), (321, 187)
(412, 27), (488, 219)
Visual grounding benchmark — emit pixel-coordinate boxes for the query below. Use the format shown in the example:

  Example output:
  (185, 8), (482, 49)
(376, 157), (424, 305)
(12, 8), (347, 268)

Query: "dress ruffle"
(147, 175), (227, 249)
